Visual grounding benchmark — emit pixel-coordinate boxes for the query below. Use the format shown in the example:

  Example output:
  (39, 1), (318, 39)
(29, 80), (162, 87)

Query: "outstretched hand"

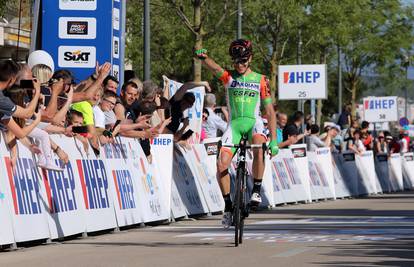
(195, 48), (208, 60)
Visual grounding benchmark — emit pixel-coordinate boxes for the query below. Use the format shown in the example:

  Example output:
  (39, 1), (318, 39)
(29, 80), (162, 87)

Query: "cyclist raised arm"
(196, 39), (279, 228)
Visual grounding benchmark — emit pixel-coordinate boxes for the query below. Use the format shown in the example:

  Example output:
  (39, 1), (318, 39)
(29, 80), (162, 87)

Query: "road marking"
(253, 217), (414, 225)
(271, 247), (314, 258)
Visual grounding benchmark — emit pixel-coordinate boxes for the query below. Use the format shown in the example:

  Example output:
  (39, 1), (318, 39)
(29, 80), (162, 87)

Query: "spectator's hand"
(64, 125), (74, 137)
(143, 128), (158, 139)
(94, 61), (100, 77)
(137, 114), (152, 123)
(29, 144), (41, 154)
(195, 48), (208, 60)
(33, 78), (41, 95)
(50, 79), (65, 95)
(97, 62), (111, 80)
(55, 147), (69, 165)
(67, 85), (74, 102)
(10, 155), (17, 173)
(269, 139), (279, 157)
(182, 117), (190, 127)
(33, 110), (43, 123)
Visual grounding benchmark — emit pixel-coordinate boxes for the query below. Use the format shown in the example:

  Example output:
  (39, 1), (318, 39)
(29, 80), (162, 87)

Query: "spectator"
(360, 120), (373, 150)
(305, 114), (313, 131)
(276, 112), (289, 148)
(347, 129), (365, 154)
(283, 111), (308, 144)
(283, 124), (299, 147)
(306, 124), (327, 151)
(388, 135), (401, 154)
(163, 81), (208, 141)
(71, 88), (103, 153)
(374, 131), (388, 154)
(114, 80), (157, 140)
(10, 64), (66, 171)
(399, 130), (410, 154)
(103, 75), (119, 94)
(94, 90), (120, 143)
(321, 124), (341, 152)
(202, 93), (228, 138)
(337, 104), (352, 129)
(201, 108), (209, 141)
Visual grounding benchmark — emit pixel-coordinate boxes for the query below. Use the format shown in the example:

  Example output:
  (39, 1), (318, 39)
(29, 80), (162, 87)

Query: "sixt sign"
(112, 170), (135, 210)
(5, 157), (42, 215)
(363, 96), (398, 123)
(283, 71), (320, 84)
(76, 159), (110, 209)
(43, 161), (77, 213)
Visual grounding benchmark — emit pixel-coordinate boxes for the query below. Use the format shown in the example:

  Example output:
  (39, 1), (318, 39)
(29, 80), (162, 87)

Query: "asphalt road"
(1, 192), (414, 267)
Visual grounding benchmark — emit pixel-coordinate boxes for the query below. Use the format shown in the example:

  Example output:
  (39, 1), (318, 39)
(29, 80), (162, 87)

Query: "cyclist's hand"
(269, 139), (279, 157)
(195, 48), (208, 60)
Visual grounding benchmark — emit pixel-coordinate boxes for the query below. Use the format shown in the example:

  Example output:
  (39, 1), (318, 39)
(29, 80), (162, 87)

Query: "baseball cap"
(28, 50), (55, 73)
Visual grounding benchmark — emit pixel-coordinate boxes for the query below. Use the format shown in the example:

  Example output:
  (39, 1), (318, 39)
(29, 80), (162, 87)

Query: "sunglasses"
(233, 57), (249, 64)
(104, 98), (116, 106)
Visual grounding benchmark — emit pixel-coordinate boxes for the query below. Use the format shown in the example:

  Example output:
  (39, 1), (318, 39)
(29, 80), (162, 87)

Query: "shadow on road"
(314, 238), (414, 267)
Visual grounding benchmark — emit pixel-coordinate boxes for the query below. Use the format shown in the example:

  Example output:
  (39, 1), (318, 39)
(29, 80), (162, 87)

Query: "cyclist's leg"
(218, 124), (242, 228)
(218, 125), (240, 209)
(250, 118), (268, 204)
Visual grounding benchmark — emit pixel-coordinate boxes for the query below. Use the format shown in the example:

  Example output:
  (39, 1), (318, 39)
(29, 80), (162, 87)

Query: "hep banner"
(278, 64), (327, 100)
(363, 96), (398, 122)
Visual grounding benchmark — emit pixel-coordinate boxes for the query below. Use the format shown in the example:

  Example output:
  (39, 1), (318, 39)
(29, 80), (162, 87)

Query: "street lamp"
(402, 54), (410, 119)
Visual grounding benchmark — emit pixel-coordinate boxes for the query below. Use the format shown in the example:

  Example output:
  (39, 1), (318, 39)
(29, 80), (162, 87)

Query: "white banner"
(331, 153), (351, 198)
(308, 152), (332, 200)
(101, 138), (142, 227)
(150, 135), (177, 219)
(388, 153), (403, 191)
(363, 96), (398, 122)
(315, 148), (336, 199)
(278, 64), (327, 100)
(0, 135), (17, 245)
(375, 153), (392, 193)
(355, 151), (382, 195)
(173, 147), (209, 215)
(44, 135), (87, 239)
(123, 138), (170, 223)
(1, 141), (51, 242)
(402, 153), (414, 189)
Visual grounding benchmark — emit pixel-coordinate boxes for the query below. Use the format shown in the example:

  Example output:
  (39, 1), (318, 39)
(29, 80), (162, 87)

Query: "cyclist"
(196, 39), (279, 228)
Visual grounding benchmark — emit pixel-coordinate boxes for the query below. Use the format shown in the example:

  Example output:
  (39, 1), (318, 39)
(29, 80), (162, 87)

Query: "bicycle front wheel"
(234, 167), (243, 247)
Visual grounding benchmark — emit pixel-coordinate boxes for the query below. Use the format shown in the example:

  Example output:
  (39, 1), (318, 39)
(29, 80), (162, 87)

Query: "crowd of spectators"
(200, 97), (414, 157)
(0, 50), (209, 172)
(1, 51), (412, 173)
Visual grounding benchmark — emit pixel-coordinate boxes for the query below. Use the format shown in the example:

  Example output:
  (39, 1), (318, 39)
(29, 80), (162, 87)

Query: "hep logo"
(64, 50), (91, 61)
(364, 99), (395, 110)
(283, 71), (320, 84)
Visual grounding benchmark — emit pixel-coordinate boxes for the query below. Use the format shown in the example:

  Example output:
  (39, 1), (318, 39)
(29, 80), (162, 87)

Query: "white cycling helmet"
(28, 50), (55, 73)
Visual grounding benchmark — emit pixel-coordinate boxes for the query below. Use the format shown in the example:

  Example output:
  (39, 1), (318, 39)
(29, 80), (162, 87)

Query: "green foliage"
(125, 0), (414, 114)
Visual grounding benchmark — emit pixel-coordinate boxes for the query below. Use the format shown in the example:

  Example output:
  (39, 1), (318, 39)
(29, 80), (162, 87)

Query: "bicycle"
(219, 134), (267, 247)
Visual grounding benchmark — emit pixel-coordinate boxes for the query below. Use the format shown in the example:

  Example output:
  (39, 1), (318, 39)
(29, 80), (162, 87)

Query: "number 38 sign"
(278, 64), (327, 100)
(363, 96), (398, 123)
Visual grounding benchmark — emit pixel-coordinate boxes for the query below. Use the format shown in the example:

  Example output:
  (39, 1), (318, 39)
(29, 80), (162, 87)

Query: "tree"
(165, 0), (234, 81)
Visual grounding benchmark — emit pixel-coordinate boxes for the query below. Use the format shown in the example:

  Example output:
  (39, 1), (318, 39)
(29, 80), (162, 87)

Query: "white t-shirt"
(93, 105), (106, 129)
(202, 107), (228, 138)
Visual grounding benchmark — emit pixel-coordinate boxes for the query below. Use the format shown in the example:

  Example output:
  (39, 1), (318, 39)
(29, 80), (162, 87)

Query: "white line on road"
(271, 247), (315, 258)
